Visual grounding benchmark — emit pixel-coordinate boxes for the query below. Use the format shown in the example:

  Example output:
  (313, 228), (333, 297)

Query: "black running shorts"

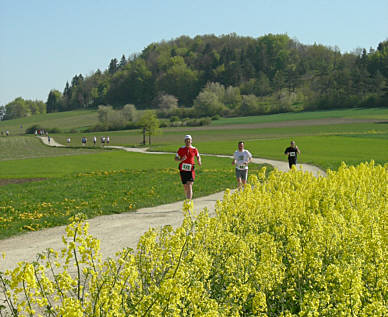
(180, 170), (194, 184)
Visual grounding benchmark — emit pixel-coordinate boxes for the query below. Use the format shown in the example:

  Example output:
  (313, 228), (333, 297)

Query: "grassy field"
(22, 107), (387, 171)
(212, 107), (388, 125)
(0, 150), (239, 178)
(1, 108), (386, 136)
(0, 135), (105, 161)
(1, 107), (387, 237)
(0, 110), (99, 135)
(0, 153), (270, 239)
(154, 135), (388, 171)
(51, 120), (388, 148)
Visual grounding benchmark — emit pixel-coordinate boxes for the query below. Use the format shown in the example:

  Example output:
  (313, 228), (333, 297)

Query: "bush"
(25, 124), (43, 134)
(47, 127), (62, 134)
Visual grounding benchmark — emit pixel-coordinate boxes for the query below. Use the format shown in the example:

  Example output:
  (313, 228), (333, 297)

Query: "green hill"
(2, 34), (388, 121)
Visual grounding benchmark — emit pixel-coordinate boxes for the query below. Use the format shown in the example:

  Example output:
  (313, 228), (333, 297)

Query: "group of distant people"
(175, 135), (300, 199)
(0, 130), (9, 136)
(34, 129), (47, 136)
(70, 136), (111, 146)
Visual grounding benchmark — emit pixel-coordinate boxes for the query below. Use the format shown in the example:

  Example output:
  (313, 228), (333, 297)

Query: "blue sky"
(1, 0), (387, 106)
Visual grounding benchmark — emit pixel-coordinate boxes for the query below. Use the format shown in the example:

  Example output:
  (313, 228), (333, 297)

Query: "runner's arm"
(175, 153), (187, 162)
(197, 153), (202, 166)
(247, 152), (252, 164)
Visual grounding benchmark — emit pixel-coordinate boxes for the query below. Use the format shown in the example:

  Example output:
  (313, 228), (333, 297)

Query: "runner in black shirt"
(284, 140), (300, 169)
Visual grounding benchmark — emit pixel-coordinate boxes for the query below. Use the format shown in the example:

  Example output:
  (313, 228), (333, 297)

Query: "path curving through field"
(0, 138), (325, 271)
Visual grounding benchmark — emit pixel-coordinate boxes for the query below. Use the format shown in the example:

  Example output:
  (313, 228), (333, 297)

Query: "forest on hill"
(3, 33), (388, 120)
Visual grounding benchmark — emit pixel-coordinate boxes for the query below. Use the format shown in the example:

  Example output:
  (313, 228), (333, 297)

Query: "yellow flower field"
(0, 162), (387, 316)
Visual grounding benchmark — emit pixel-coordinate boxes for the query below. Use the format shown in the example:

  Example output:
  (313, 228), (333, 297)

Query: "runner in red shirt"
(175, 135), (201, 199)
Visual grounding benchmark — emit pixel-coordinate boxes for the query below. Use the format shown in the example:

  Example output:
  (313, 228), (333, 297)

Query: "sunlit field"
(0, 150), (271, 238)
(1, 162), (386, 315)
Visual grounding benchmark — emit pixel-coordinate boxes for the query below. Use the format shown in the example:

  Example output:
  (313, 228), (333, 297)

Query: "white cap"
(184, 134), (192, 140)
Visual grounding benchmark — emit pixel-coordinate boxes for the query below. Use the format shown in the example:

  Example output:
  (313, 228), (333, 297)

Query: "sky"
(0, 0), (387, 107)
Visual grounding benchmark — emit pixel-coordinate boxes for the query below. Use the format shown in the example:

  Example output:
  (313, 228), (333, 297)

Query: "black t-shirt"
(285, 147), (298, 162)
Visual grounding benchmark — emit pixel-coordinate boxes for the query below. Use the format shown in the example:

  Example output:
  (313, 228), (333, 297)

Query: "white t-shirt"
(233, 150), (252, 170)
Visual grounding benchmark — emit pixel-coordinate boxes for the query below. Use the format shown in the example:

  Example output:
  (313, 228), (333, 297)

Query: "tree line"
(2, 33), (388, 120)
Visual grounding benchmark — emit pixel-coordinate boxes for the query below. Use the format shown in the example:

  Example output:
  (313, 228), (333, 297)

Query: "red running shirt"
(177, 146), (199, 171)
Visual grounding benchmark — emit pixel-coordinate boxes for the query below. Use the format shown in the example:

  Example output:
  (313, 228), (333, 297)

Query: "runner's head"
(291, 140), (296, 147)
(238, 141), (244, 151)
(184, 135), (192, 146)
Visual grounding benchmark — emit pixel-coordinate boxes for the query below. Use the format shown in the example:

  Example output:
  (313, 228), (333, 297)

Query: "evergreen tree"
(46, 90), (63, 113)
(109, 58), (118, 74)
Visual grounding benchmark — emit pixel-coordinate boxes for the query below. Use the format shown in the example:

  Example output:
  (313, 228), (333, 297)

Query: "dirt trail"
(38, 135), (64, 147)
(0, 139), (325, 271)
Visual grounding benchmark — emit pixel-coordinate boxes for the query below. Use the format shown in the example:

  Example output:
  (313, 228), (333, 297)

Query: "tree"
(205, 82), (225, 101)
(156, 93), (178, 114)
(156, 56), (199, 106)
(46, 90), (63, 113)
(121, 104), (137, 122)
(29, 100), (46, 115)
(237, 94), (259, 116)
(193, 90), (225, 117)
(108, 58), (118, 74)
(138, 110), (160, 145)
(119, 54), (127, 69)
(97, 105), (113, 125)
(4, 97), (28, 119)
(224, 85), (242, 109)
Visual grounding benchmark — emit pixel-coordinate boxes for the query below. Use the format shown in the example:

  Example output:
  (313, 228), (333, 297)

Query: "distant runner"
(175, 135), (201, 200)
(232, 141), (252, 189)
(284, 140), (301, 169)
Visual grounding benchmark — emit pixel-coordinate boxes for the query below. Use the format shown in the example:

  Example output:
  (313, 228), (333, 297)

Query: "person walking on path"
(232, 141), (252, 189)
(93, 136), (97, 145)
(175, 135), (201, 200)
(81, 136), (87, 146)
(47, 135), (51, 144)
(284, 140), (301, 169)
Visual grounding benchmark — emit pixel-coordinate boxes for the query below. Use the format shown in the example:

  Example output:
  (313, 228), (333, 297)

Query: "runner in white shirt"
(232, 141), (252, 189)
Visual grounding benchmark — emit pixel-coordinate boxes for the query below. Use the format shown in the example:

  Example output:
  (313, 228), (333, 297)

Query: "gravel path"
(0, 138), (325, 271)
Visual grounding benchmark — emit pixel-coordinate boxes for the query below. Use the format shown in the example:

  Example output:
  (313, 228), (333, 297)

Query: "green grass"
(50, 121), (388, 149)
(211, 107), (388, 125)
(153, 135), (388, 171)
(0, 110), (99, 135)
(0, 157), (271, 239)
(0, 135), (104, 161)
(1, 107), (387, 239)
(0, 151), (176, 178)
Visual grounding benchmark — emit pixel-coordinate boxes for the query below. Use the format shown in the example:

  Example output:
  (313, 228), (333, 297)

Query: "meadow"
(0, 110), (99, 135)
(41, 108), (388, 171)
(0, 107), (387, 238)
(211, 107), (388, 125)
(1, 107), (387, 137)
(0, 136), (103, 161)
(0, 149), (270, 239)
(154, 135), (388, 171)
